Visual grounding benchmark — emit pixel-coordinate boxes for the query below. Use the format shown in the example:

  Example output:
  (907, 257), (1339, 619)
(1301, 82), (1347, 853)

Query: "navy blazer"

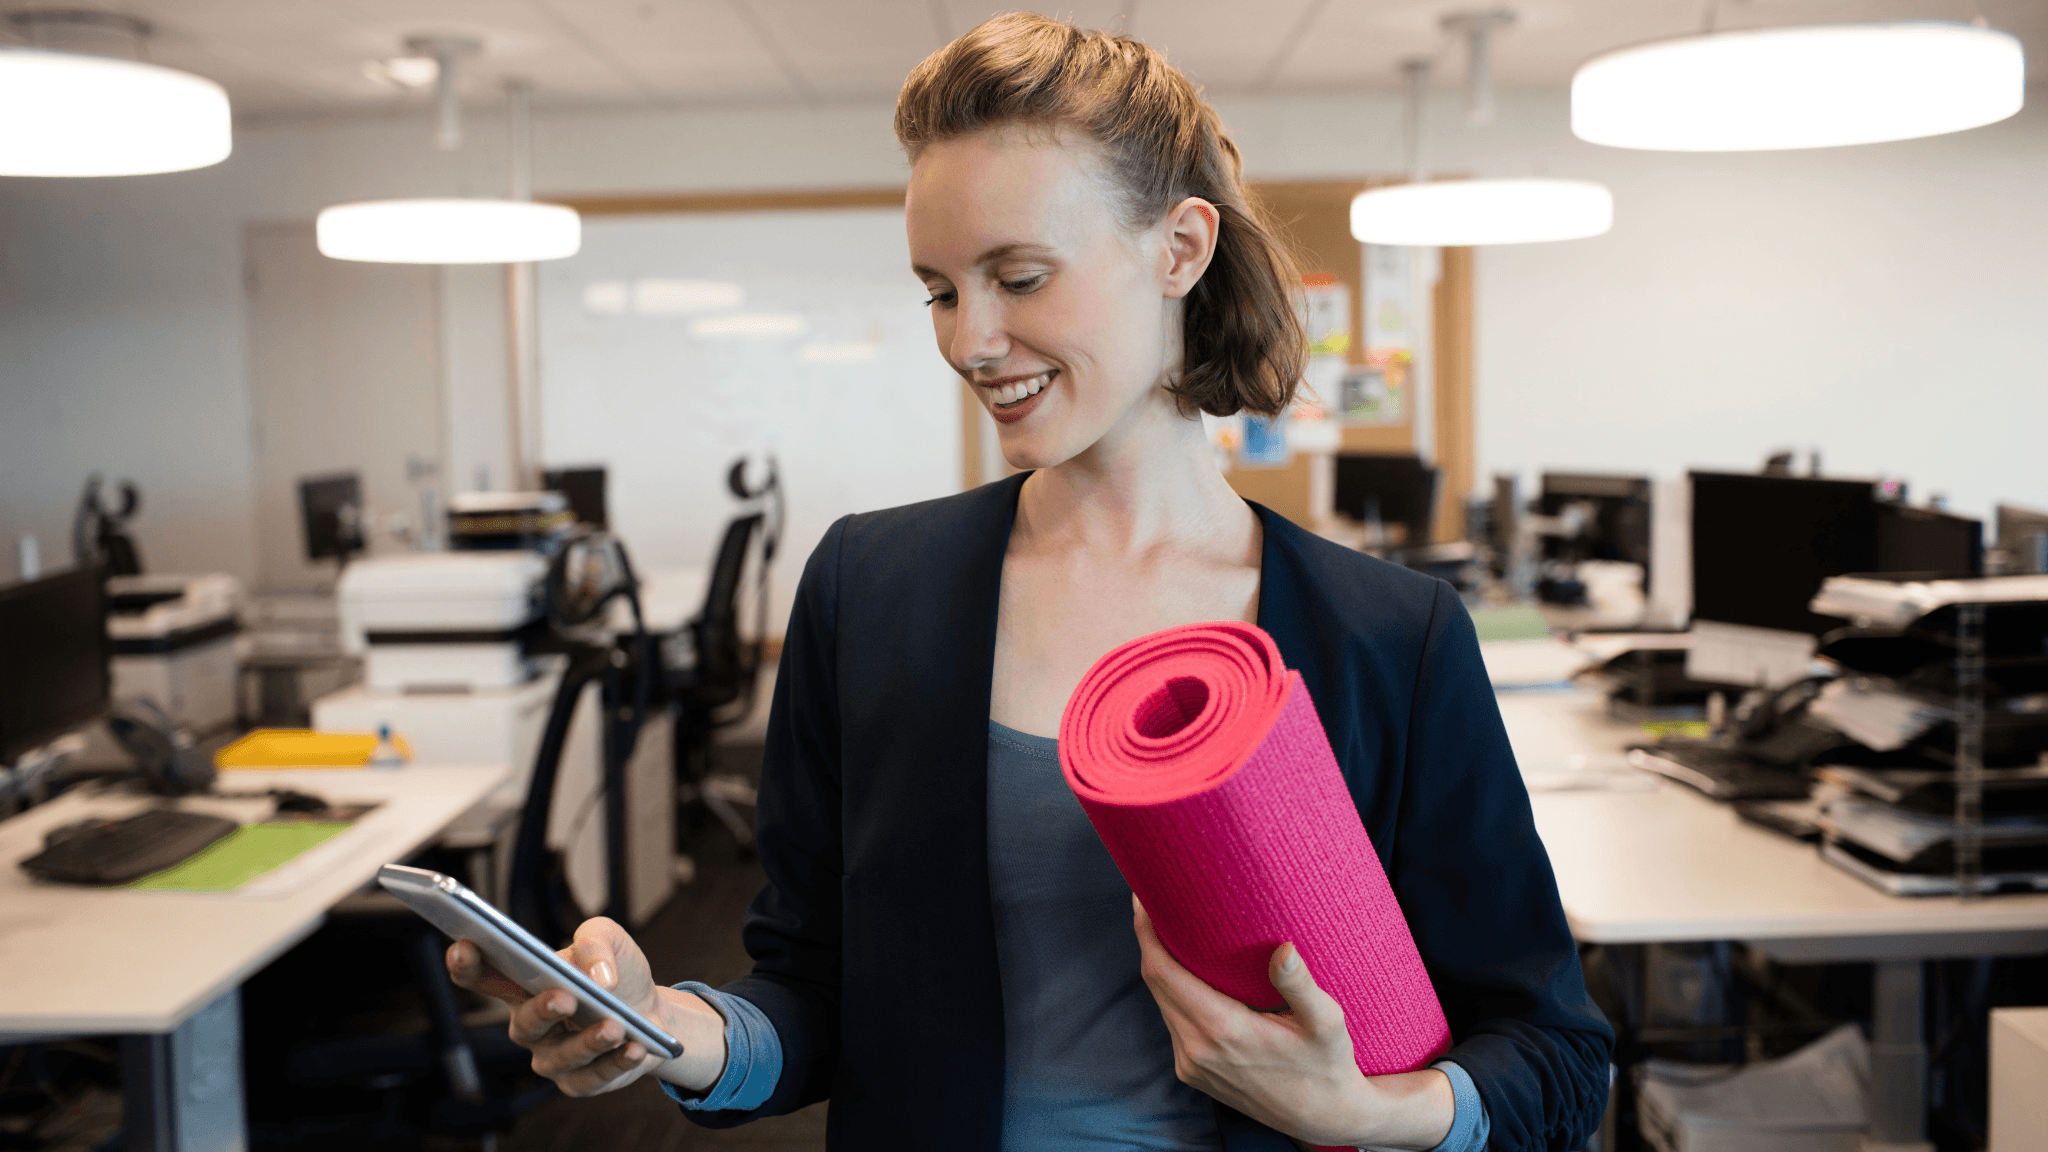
(685, 473), (1612, 1151)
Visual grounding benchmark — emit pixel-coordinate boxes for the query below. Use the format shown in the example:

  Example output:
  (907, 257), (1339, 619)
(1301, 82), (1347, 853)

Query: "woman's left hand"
(1133, 897), (1454, 1150)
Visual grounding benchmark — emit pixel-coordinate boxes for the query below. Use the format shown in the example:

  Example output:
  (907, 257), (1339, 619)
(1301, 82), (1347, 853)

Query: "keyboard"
(19, 809), (239, 886)
(1626, 740), (1813, 801)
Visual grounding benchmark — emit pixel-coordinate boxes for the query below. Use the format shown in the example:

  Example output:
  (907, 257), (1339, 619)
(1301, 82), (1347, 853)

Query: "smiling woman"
(448, 13), (1611, 1152)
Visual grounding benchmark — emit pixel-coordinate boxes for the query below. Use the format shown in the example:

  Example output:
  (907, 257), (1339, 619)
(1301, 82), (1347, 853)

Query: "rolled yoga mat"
(1059, 620), (1451, 1083)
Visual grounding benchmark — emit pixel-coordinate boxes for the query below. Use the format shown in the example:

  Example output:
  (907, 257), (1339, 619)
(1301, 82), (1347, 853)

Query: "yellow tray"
(215, 729), (413, 769)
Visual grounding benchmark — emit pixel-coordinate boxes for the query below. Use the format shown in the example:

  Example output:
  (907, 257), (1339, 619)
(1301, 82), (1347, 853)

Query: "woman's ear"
(1160, 196), (1220, 300)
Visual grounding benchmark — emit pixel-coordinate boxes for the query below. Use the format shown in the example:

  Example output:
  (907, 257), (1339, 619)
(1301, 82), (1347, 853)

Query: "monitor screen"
(543, 466), (608, 530)
(299, 473), (363, 562)
(1874, 504), (1982, 577)
(1538, 472), (1652, 574)
(0, 566), (110, 764)
(1690, 472), (1879, 635)
(1333, 454), (1437, 546)
(1997, 504), (2048, 575)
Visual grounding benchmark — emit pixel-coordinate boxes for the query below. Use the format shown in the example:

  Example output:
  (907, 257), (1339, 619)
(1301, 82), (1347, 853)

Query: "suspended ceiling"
(2, 0), (2041, 121)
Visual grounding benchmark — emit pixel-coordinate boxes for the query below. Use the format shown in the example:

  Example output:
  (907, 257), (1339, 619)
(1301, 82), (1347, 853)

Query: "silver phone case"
(376, 863), (684, 1060)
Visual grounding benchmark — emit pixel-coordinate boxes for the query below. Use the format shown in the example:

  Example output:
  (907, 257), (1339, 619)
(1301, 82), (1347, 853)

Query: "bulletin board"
(536, 204), (962, 636)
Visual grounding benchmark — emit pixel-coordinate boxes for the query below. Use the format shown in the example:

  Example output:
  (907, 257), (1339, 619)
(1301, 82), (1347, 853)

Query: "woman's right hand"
(445, 916), (729, 1097)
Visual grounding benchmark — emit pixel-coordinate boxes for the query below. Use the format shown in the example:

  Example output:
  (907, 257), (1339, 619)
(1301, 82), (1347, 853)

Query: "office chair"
(671, 459), (783, 853)
(72, 474), (144, 576)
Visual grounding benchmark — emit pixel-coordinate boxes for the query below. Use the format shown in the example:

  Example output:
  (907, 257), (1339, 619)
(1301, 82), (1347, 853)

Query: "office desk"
(1500, 688), (2048, 1152)
(0, 763), (513, 1152)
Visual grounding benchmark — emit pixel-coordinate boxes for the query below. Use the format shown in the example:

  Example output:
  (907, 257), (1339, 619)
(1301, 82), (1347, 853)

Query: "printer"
(319, 546), (674, 925)
(336, 551), (548, 693)
(105, 573), (242, 734)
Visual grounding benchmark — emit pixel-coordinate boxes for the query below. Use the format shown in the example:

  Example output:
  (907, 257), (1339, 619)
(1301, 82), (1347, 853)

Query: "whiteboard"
(538, 208), (961, 637)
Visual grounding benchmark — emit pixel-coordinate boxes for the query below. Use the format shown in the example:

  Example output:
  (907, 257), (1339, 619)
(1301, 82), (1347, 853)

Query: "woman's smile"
(983, 370), (1057, 424)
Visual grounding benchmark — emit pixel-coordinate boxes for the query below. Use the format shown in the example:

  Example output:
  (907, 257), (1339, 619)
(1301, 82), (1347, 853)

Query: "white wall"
(4, 85), (2044, 589)
(1209, 90), (2048, 524)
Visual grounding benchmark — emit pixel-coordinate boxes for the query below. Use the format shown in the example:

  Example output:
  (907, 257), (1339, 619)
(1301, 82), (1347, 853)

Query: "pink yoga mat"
(1059, 620), (1450, 1087)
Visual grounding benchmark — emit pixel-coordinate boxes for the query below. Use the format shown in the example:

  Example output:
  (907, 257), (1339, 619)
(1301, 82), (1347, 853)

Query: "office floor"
(500, 740), (827, 1152)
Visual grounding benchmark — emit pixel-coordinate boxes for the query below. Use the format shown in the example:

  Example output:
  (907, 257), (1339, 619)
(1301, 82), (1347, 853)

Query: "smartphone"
(376, 863), (684, 1060)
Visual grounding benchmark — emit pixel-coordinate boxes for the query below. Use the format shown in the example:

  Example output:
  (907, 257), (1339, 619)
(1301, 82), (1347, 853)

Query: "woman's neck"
(1013, 391), (1257, 561)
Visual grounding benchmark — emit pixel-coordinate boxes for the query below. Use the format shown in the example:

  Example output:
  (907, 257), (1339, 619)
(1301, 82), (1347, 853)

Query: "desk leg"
(1863, 959), (1933, 1152)
(122, 988), (246, 1152)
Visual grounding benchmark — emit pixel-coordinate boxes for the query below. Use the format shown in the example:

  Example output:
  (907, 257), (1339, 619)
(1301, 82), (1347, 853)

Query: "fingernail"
(1280, 944), (1301, 973)
(592, 960), (616, 988)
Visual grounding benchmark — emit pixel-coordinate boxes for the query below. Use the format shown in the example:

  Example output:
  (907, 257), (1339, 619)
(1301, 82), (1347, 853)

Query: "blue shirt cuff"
(1419, 1059), (1490, 1152)
(657, 982), (782, 1113)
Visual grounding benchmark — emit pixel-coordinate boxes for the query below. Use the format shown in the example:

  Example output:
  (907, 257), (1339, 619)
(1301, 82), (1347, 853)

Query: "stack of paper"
(1807, 680), (1950, 752)
(1637, 1024), (1868, 1152)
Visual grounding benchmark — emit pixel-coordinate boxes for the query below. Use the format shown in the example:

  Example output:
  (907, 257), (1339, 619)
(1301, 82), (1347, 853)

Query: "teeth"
(992, 373), (1051, 406)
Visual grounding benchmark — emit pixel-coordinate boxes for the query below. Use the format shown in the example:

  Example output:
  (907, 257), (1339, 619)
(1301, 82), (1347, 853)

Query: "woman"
(449, 14), (1611, 1151)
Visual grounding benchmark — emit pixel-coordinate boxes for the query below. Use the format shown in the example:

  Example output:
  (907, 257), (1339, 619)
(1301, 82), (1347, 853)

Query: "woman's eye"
(1002, 276), (1045, 294)
(924, 292), (955, 308)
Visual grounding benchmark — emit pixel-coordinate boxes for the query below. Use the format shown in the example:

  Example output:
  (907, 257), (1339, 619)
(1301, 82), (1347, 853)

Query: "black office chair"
(670, 459), (782, 853)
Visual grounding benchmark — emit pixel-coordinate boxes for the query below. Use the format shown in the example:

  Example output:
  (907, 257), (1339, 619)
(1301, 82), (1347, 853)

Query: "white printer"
(336, 552), (548, 693)
(320, 548), (675, 924)
(105, 573), (242, 733)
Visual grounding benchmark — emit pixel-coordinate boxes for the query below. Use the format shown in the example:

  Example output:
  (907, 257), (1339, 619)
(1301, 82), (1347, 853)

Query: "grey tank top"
(986, 720), (1223, 1151)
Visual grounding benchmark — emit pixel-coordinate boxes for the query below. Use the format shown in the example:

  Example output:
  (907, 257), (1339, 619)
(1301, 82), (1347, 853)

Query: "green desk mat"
(127, 822), (352, 892)
(1467, 605), (1554, 643)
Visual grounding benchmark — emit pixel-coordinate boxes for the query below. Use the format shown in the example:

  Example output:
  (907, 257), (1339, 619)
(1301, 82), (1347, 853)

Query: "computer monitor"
(1997, 504), (2048, 575)
(1538, 472), (1652, 578)
(543, 466), (608, 530)
(298, 473), (364, 562)
(0, 566), (110, 764)
(1487, 474), (1517, 574)
(1690, 472), (1880, 636)
(1333, 454), (1438, 546)
(1874, 504), (1982, 576)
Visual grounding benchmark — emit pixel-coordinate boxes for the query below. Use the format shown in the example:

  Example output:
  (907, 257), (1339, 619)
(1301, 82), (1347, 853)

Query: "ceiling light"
(0, 18), (230, 176)
(362, 55), (440, 90)
(319, 39), (582, 265)
(1572, 22), (2025, 151)
(1351, 179), (1614, 246)
(1350, 32), (1614, 248)
(317, 200), (581, 264)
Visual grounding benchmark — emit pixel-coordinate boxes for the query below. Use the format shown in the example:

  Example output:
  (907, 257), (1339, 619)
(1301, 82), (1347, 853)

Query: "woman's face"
(907, 125), (1212, 470)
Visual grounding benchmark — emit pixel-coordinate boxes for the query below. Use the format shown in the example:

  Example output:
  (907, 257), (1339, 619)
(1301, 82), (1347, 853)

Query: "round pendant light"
(1572, 22), (2025, 152)
(317, 199), (582, 264)
(0, 48), (231, 176)
(1351, 179), (1614, 246)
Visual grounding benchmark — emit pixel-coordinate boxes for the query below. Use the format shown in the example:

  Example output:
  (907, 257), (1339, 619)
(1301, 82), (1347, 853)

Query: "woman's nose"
(949, 291), (1009, 372)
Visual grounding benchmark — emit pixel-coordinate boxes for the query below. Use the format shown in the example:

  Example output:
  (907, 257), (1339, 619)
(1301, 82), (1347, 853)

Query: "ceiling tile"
(0, 0), (2034, 119)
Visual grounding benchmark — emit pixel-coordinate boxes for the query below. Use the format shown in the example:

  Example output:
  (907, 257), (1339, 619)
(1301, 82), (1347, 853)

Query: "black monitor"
(1487, 474), (1517, 573)
(543, 466), (608, 530)
(1539, 472), (1652, 576)
(1690, 472), (1880, 635)
(0, 567), (111, 764)
(1333, 454), (1438, 546)
(1997, 504), (2048, 574)
(1874, 504), (1982, 577)
(298, 473), (364, 562)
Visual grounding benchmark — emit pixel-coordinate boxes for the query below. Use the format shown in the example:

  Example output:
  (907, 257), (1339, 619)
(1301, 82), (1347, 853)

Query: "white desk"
(1500, 687), (2048, 1152)
(0, 763), (513, 1151)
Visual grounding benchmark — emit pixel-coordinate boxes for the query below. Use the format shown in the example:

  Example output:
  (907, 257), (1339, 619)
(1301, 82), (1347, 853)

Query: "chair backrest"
(695, 512), (764, 691)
